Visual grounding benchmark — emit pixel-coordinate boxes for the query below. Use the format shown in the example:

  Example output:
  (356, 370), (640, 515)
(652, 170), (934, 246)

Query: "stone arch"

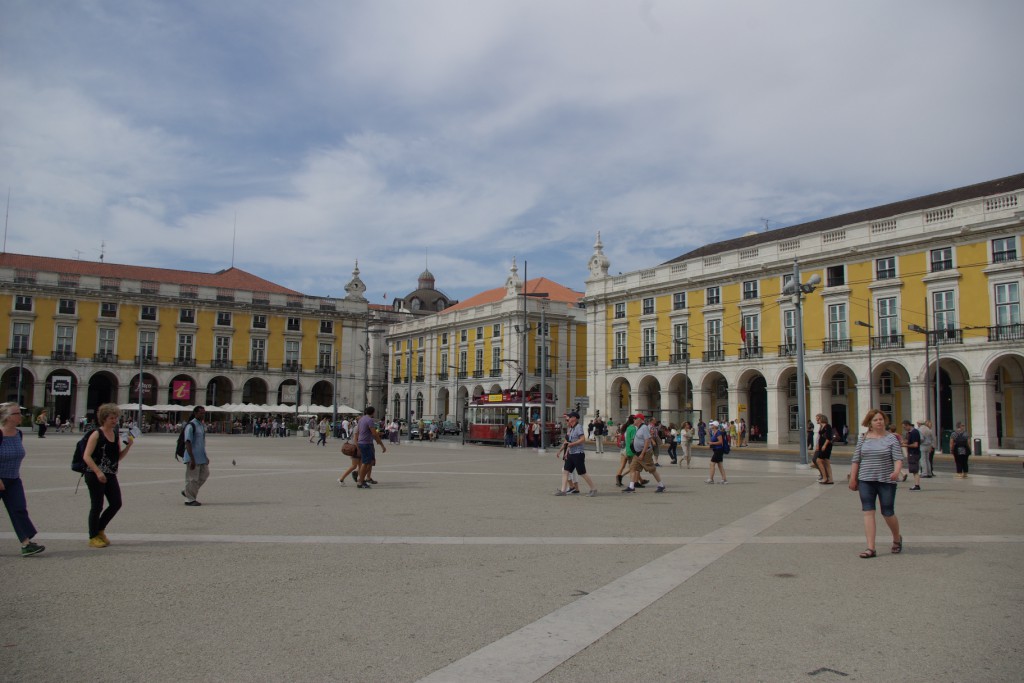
(127, 372), (157, 405)
(167, 373), (197, 405)
(636, 374), (662, 420)
(310, 380), (333, 406)
(205, 376), (234, 407)
(0, 367), (35, 405)
(983, 352), (1024, 449)
(817, 362), (859, 438)
(243, 377), (269, 405)
(699, 371), (729, 424)
(665, 372), (694, 428)
(44, 368), (80, 423)
(608, 377), (632, 425)
(736, 368), (768, 443)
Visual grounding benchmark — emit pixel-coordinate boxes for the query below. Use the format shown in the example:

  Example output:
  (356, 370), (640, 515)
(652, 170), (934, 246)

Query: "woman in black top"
(814, 413), (835, 484)
(82, 403), (134, 548)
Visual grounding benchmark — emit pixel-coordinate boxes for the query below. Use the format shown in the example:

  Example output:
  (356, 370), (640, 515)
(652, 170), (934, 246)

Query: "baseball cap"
(632, 413), (645, 420)
(709, 420), (720, 427)
(566, 411), (580, 419)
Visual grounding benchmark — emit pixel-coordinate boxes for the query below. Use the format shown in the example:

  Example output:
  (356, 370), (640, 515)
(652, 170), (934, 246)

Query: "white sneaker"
(705, 479), (715, 484)
(720, 480), (728, 484)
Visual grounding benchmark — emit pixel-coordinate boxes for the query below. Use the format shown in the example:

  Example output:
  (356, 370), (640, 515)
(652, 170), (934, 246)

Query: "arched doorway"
(243, 378), (268, 405)
(609, 377), (632, 425)
(636, 375), (661, 420)
(310, 380), (333, 406)
(0, 367), (34, 405)
(45, 370), (78, 424)
(167, 374), (196, 406)
(205, 376), (233, 407)
(747, 375), (768, 442)
(90, 371), (120, 418)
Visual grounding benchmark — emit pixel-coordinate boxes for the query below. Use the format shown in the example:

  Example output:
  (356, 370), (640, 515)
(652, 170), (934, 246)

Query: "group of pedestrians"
(337, 407), (388, 489)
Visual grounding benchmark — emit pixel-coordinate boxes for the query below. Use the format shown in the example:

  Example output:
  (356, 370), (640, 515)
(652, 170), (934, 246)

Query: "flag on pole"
(740, 324), (747, 343)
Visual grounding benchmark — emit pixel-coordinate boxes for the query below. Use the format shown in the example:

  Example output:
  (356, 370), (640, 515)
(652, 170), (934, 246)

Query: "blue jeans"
(1, 477), (38, 542)
(858, 480), (896, 517)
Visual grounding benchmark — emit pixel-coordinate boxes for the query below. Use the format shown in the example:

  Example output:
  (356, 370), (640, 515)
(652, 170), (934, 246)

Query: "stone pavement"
(3, 433), (1022, 682)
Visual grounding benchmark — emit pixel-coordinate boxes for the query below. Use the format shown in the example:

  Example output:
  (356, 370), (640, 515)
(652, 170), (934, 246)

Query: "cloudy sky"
(2, 1), (1021, 303)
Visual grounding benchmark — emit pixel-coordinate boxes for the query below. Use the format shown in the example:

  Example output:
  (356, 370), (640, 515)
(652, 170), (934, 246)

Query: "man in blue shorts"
(356, 406), (387, 489)
(555, 412), (597, 497)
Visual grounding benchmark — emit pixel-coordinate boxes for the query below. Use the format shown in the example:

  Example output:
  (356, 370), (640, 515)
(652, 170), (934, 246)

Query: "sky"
(2, 0), (1022, 304)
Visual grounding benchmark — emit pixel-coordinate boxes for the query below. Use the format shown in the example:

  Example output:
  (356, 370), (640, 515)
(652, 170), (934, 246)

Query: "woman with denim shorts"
(849, 409), (904, 558)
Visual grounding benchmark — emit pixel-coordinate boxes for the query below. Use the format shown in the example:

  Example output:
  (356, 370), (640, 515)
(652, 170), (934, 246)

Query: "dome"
(417, 269), (435, 290)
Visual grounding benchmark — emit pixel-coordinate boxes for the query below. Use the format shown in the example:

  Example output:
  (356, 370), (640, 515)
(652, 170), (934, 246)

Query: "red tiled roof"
(0, 253), (302, 295)
(439, 277), (582, 315)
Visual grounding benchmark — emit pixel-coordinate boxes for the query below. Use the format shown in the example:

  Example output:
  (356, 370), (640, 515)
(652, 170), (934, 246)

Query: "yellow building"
(584, 174), (1024, 451)
(386, 260), (587, 437)
(0, 254), (371, 425)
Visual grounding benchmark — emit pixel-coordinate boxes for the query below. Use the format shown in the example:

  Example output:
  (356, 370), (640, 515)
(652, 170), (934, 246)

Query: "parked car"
(442, 420), (461, 435)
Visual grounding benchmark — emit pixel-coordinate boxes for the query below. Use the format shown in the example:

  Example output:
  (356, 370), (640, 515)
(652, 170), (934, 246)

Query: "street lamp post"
(782, 261), (821, 466)
(908, 323), (941, 435)
(854, 320), (873, 409)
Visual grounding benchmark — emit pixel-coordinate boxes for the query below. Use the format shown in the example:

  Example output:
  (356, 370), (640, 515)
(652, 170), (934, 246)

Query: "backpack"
(175, 420), (196, 462)
(722, 432), (731, 454)
(952, 431), (969, 455)
(71, 429), (94, 473)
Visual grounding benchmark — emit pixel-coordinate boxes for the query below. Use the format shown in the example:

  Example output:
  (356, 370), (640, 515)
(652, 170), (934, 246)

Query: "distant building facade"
(584, 174), (1024, 450)
(0, 254), (371, 423)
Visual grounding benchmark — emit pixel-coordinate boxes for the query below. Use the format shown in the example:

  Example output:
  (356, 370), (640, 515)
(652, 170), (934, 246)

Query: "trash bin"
(940, 429), (953, 454)
(973, 438), (982, 456)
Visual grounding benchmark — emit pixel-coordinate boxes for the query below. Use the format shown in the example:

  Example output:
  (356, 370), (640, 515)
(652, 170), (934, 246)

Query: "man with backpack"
(950, 422), (971, 479)
(181, 406), (209, 506)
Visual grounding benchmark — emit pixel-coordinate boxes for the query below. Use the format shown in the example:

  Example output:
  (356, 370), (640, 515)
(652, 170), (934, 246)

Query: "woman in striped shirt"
(849, 409), (904, 558)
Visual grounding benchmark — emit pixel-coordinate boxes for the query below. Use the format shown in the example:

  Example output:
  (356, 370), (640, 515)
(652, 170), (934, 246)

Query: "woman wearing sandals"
(82, 403), (134, 548)
(849, 409), (904, 558)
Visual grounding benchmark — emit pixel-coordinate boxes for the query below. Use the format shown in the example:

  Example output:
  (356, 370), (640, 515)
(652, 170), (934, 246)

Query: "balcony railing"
(51, 350), (77, 362)
(777, 343), (803, 358)
(489, 368), (502, 377)
(415, 375), (424, 382)
(823, 339), (852, 354)
(438, 372), (449, 381)
(247, 361), (268, 371)
(7, 347), (30, 359)
(931, 329), (963, 345)
(93, 352), (118, 363)
(173, 357), (197, 367)
(669, 352), (690, 364)
(702, 349), (724, 362)
(315, 364), (334, 375)
(988, 323), (1024, 342)
(457, 371), (468, 379)
(134, 354), (155, 364)
(871, 334), (904, 350)
(532, 368), (554, 377)
(611, 358), (629, 369)
(739, 346), (763, 360)
(639, 355), (659, 367)
(473, 370), (484, 378)
(282, 362), (302, 372)
(211, 359), (234, 370)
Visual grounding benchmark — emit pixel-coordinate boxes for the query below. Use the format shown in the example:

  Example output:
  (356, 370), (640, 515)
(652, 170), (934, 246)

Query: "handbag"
(341, 441), (358, 457)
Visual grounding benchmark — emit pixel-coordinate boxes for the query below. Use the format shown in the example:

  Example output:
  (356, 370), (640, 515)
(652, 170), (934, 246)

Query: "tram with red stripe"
(466, 390), (561, 446)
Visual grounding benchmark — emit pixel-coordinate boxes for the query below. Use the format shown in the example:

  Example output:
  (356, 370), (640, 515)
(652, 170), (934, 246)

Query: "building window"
(215, 336), (231, 362)
(994, 283), (1020, 326)
(287, 317), (301, 331)
(782, 274), (794, 291)
(933, 290), (956, 331)
(783, 309), (796, 347)
(742, 280), (759, 300)
(140, 305), (157, 321)
(179, 308), (195, 324)
(98, 328), (116, 355)
(876, 257), (896, 280)
(831, 373), (847, 396)
(285, 340), (300, 365)
(216, 311), (232, 327)
(828, 303), (848, 340)
(672, 292), (687, 310)
(930, 247), (953, 272)
(788, 375), (798, 399)
(492, 323), (501, 337)
(139, 331), (155, 360)
(826, 265), (845, 288)
(417, 354), (424, 377)
(879, 403), (894, 425)
(440, 352), (448, 375)
(100, 301), (118, 318)
(992, 237), (1017, 263)
(492, 347), (501, 372)
(642, 327), (655, 358)
(742, 314), (760, 348)
(706, 287), (720, 306)
(394, 357), (402, 380)
(789, 404), (800, 431)
(10, 322), (31, 353)
(877, 297), (899, 338)
(250, 338), (266, 364)
(673, 323), (688, 356)
(614, 331), (626, 360)
(14, 295), (32, 312)
(475, 326), (483, 340)
(614, 303), (626, 319)
(320, 320), (333, 334)
(59, 298), (77, 315)
(252, 315), (267, 329)
(706, 319), (722, 351)
(319, 343), (333, 368)
(441, 332), (448, 346)
(56, 325), (75, 353)
(474, 348), (484, 373)
(178, 334), (194, 361)
(642, 297), (655, 315)
(879, 371), (893, 396)
(460, 329), (467, 342)
(459, 350), (467, 376)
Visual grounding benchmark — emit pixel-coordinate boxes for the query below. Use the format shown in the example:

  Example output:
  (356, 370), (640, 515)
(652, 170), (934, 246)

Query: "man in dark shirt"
(814, 414), (834, 485)
(903, 420), (922, 491)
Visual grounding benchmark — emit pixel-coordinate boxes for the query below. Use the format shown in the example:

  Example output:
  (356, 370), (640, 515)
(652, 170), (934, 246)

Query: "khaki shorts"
(630, 452), (656, 474)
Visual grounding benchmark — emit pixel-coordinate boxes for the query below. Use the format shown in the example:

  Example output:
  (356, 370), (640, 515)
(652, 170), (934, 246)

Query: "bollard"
(973, 438), (982, 456)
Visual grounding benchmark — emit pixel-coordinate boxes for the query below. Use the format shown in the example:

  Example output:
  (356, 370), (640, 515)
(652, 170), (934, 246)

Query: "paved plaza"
(3, 432), (1022, 682)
